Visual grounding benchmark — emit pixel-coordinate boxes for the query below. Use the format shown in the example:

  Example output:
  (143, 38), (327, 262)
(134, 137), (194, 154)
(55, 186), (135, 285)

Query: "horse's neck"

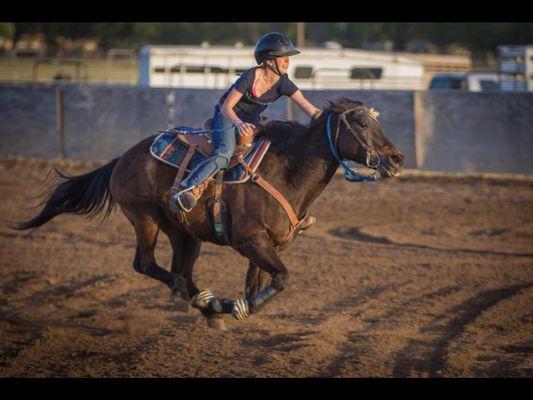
(281, 123), (339, 217)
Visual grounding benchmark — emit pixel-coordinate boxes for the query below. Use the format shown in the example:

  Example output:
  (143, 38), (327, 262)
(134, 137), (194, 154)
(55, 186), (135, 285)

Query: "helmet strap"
(265, 59), (282, 76)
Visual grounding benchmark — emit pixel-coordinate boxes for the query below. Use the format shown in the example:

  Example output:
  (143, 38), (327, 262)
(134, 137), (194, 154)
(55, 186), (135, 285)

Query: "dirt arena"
(0, 156), (532, 378)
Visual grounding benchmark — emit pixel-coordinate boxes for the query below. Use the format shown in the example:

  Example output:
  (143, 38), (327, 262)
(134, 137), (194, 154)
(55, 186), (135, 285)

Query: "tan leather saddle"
(174, 118), (261, 169)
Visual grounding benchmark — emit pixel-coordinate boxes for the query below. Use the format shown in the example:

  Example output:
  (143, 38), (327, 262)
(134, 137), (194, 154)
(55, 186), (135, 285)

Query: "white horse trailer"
(497, 45), (533, 92)
(139, 45), (426, 90)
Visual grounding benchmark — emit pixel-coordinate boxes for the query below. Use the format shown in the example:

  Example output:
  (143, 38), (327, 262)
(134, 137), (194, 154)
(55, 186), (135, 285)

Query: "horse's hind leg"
(124, 206), (188, 299)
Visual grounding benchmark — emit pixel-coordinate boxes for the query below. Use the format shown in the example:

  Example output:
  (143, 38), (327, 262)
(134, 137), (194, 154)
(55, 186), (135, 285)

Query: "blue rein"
(326, 113), (380, 183)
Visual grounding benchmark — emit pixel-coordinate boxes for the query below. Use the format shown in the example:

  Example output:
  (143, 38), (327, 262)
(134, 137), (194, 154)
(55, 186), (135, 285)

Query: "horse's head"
(324, 98), (404, 179)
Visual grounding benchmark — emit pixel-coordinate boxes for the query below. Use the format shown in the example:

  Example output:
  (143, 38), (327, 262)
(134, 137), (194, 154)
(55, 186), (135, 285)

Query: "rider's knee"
(213, 155), (231, 170)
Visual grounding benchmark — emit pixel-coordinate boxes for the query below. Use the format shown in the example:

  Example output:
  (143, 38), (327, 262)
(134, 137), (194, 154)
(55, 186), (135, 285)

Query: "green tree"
(0, 23), (15, 39)
(9, 22), (533, 54)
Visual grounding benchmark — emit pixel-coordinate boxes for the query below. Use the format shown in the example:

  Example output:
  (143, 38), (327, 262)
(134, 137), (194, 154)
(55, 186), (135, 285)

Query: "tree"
(0, 23), (15, 39)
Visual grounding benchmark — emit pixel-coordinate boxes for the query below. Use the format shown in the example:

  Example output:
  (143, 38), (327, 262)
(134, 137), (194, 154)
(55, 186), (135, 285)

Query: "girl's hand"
(236, 122), (255, 137)
(312, 110), (323, 120)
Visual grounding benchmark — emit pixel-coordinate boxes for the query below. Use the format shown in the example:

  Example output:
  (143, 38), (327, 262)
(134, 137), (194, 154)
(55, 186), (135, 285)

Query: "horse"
(16, 98), (404, 331)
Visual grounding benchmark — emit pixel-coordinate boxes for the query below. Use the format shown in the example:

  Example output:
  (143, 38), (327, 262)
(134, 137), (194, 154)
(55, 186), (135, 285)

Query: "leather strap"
(212, 172), (228, 243)
(172, 144), (197, 190)
(237, 156), (299, 229)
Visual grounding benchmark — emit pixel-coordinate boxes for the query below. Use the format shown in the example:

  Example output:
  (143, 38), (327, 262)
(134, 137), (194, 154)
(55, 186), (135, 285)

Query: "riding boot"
(170, 186), (198, 213)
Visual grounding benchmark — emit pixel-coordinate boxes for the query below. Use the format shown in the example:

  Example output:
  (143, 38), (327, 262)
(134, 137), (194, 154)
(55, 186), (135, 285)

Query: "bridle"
(326, 107), (381, 182)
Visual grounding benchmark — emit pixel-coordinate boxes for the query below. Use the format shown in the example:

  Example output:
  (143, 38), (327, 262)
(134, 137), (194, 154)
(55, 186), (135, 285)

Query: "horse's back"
(110, 134), (174, 205)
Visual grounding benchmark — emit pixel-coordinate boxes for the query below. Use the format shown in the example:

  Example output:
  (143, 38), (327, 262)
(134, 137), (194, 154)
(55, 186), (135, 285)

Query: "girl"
(173, 32), (323, 212)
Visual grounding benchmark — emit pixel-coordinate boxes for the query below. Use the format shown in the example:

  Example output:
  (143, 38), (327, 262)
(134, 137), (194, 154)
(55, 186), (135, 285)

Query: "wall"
(1, 84), (533, 174)
(0, 85), (59, 158)
(415, 91), (533, 173)
(0, 85), (288, 160)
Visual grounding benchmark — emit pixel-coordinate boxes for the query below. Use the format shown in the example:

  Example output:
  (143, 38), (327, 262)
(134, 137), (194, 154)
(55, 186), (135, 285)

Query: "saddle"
(151, 119), (271, 185)
(173, 118), (258, 169)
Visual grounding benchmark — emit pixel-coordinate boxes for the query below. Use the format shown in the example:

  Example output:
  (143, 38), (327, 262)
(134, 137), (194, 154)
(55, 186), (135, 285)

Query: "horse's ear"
(368, 108), (380, 120)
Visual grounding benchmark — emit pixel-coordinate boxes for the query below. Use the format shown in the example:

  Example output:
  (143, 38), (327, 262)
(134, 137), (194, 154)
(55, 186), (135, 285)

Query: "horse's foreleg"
(193, 232), (288, 321)
(236, 233), (289, 316)
(177, 237), (227, 329)
(176, 236), (202, 298)
(160, 226), (203, 312)
(245, 262), (267, 302)
(161, 226), (201, 298)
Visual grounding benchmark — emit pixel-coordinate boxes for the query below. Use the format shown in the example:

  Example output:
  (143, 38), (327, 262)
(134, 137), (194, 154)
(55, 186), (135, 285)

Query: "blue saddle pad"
(150, 131), (271, 184)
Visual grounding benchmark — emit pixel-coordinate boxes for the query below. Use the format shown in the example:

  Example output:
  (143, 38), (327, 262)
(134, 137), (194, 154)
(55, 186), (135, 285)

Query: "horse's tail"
(15, 158), (120, 230)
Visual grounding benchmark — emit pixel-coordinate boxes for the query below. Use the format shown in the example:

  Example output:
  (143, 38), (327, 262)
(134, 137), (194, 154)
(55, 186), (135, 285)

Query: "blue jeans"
(181, 107), (237, 189)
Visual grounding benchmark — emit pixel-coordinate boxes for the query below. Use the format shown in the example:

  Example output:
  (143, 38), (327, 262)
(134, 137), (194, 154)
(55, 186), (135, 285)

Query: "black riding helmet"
(254, 33), (300, 75)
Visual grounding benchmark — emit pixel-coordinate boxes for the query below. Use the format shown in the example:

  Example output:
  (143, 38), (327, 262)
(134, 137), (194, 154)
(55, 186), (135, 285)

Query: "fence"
(1, 83), (533, 173)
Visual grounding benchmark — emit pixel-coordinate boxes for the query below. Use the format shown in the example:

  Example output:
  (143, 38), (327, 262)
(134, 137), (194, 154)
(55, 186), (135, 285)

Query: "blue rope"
(326, 114), (380, 183)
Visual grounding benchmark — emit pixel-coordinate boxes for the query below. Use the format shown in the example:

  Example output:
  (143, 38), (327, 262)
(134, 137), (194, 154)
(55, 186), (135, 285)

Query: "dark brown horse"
(16, 98), (404, 331)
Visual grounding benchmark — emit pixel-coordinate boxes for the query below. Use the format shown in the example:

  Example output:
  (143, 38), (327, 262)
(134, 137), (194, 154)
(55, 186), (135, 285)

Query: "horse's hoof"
(171, 275), (189, 300)
(206, 316), (227, 331)
(191, 289), (217, 311)
(171, 296), (190, 313)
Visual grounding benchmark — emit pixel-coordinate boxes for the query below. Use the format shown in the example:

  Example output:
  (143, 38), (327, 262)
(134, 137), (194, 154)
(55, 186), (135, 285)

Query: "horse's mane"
(256, 120), (308, 153)
(256, 98), (364, 153)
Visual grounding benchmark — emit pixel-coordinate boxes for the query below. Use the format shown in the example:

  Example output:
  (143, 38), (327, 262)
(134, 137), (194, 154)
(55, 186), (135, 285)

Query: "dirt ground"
(0, 156), (532, 378)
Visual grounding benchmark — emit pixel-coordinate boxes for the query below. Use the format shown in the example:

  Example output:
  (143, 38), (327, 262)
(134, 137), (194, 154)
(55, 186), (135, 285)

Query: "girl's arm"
(290, 90), (322, 120)
(220, 88), (255, 136)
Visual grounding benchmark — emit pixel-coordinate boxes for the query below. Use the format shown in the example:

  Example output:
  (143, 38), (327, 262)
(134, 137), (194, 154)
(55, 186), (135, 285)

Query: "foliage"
(0, 23), (15, 39)
(10, 22), (533, 53)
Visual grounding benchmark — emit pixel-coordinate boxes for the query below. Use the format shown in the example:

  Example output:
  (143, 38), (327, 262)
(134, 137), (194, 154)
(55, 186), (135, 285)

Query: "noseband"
(326, 107), (381, 182)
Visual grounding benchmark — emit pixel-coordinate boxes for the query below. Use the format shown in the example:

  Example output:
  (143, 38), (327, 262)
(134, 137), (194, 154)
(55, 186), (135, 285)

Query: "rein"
(326, 109), (381, 182)
(160, 127), (228, 135)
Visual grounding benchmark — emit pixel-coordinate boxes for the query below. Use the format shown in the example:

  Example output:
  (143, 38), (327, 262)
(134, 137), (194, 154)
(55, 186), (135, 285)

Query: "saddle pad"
(150, 131), (271, 184)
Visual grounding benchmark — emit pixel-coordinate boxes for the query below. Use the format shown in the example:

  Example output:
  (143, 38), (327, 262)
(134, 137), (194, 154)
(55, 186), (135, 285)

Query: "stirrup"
(170, 186), (198, 213)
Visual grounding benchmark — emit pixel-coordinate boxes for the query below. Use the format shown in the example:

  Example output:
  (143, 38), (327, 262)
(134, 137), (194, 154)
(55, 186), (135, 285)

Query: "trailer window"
(294, 66), (313, 79)
(351, 68), (382, 80)
(479, 80), (499, 91)
(153, 65), (229, 74)
(429, 76), (465, 90)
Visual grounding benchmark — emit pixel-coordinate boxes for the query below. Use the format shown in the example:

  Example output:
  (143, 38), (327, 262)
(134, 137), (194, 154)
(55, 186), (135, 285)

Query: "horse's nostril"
(389, 154), (402, 166)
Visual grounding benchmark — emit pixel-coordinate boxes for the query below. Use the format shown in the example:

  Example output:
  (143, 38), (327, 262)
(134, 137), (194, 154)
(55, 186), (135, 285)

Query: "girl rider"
(172, 32), (323, 212)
